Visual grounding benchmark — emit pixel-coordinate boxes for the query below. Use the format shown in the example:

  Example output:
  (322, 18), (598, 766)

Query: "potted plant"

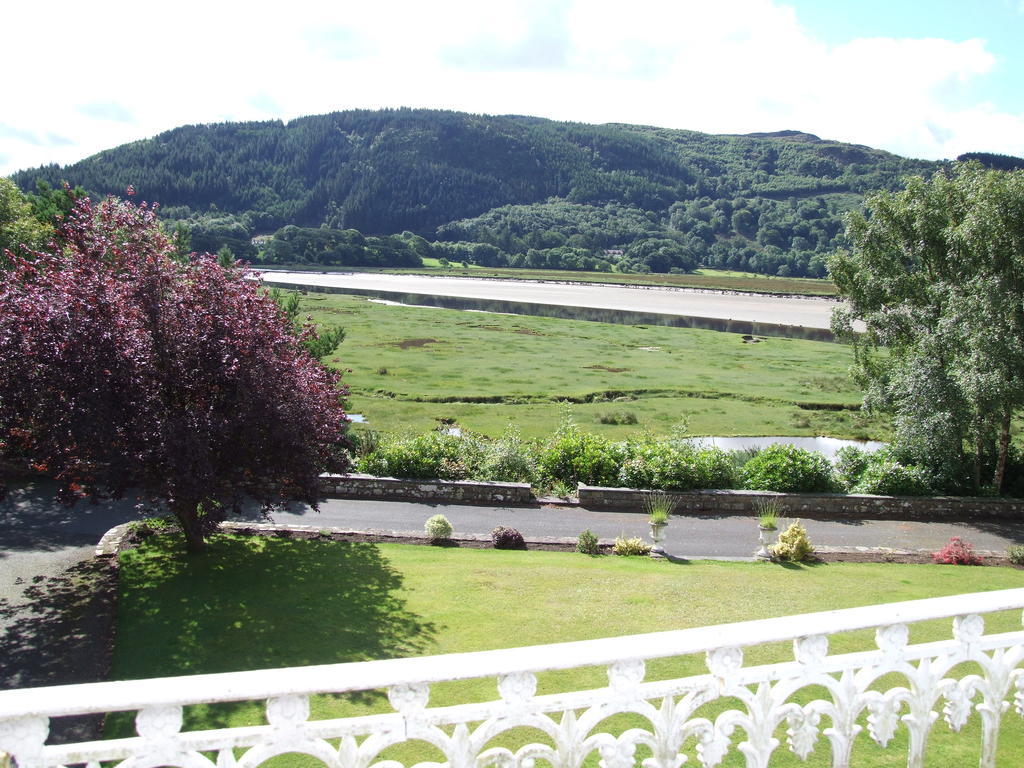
(643, 493), (677, 558)
(753, 497), (781, 560)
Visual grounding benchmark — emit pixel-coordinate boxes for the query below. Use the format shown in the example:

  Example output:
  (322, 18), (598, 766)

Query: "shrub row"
(354, 421), (938, 496)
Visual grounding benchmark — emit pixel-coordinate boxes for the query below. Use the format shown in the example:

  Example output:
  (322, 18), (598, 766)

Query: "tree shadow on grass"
(0, 558), (118, 743)
(109, 534), (439, 734)
(774, 558), (827, 570)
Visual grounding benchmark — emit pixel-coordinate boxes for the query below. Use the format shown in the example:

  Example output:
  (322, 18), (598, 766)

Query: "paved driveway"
(0, 480), (140, 694)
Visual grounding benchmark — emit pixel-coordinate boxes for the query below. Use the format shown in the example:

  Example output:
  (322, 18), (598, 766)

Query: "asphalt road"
(0, 481), (139, 694)
(259, 497), (1024, 558)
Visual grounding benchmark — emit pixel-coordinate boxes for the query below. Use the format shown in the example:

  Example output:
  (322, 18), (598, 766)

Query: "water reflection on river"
(691, 435), (884, 460)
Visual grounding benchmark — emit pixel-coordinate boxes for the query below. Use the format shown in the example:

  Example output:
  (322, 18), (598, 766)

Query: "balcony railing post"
(0, 717), (48, 768)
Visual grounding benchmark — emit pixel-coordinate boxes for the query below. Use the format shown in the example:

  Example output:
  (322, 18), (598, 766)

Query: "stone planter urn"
(755, 525), (775, 561)
(649, 520), (668, 559)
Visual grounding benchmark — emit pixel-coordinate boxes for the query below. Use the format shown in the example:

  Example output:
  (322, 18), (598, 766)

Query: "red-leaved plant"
(0, 192), (350, 552)
(932, 537), (982, 565)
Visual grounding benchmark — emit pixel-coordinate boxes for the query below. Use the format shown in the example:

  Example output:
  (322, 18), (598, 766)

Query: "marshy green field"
(299, 291), (884, 440)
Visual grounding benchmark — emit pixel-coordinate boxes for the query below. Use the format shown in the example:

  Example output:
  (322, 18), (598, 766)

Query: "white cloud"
(1, 0), (1021, 176)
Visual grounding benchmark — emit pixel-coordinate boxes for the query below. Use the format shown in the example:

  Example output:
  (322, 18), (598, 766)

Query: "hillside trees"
(0, 178), (51, 264)
(12, 109), (938, 276)
(829, 163), (1024, 493)
(0, 193), (350, 552)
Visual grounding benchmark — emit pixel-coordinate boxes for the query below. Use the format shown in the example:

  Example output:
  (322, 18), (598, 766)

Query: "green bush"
(853, 455), (933, 496)
(347, 428), (381, 459)
(612, 535), (651, 556)
(539, 420), (622, 487)
(424, 514), (453, 541)
(576, 529), (601, 555)
(474, 425), (538, 484)
(618, 438), (735, 491)
(833, 446), (870, 491)
(742, 444), (836, 493)
(1007, 545), (1024, 565)
(596, 410), (638, 425)
(357, 431), (483, 480)
(771, 521), (814, 562)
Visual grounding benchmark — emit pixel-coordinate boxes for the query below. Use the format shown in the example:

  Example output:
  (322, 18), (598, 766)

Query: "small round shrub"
(932, 536), (981, 565)
(491, 525), (526, 550)
(742, 444), (835, 493)
(612, 535), (651, 556)
(771, 520), (814, 562)
(576, 529), (601, 555)
(424, 514), (453, 542)
(1007, 545), (1024, 565)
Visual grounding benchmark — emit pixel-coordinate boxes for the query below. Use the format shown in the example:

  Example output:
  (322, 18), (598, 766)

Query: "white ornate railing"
(2, 589), (1024, 768)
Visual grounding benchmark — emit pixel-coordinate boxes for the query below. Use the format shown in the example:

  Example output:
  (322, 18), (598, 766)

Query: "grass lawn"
(111, 535), (1024, 767)
(298, 292), (884, 440)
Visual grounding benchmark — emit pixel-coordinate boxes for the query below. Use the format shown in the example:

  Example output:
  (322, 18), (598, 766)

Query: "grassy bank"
(111, 535), (1024, 767)
(299, 291), (883, 439)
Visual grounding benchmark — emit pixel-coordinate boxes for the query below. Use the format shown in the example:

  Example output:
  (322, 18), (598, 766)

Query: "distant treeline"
(10, 108), (968, 276)
(957, 152), (1024, 172)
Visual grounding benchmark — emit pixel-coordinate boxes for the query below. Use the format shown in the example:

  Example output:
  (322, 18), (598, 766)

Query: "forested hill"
(11, 108), (939, 276)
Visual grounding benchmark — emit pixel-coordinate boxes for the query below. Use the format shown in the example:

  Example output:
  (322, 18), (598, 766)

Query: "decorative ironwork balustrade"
(2, 589), (1023, 768)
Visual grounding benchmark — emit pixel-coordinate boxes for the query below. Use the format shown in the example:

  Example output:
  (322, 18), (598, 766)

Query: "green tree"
(0, 178), (51, 265)
(26, 180), (84, 229)
(216, 244), (236, 268)
(170, 221), (192, 261)
(829, 163), (1024, 493)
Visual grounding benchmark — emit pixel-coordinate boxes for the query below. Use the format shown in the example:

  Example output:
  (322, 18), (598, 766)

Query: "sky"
(2, 0), (1023, 177)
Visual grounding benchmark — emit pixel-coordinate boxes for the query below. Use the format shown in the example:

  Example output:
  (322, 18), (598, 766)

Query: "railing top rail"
(3, 588), (1022, 719)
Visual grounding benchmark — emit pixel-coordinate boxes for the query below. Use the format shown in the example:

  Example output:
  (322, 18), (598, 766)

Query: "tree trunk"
(994, 407), (1012, 493)
(172, 502), (207, 554)
(973, 428), (984, 495)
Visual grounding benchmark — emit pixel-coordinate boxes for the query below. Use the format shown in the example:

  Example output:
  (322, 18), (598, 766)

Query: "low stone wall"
(319, 473), (534, 505)
(577, 485), (1024, 522)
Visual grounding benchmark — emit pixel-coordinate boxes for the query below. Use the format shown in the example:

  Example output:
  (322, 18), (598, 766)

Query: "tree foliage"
(830, 163), (1024, 493)
(0, 178), (51, 264)
(0, 193), (350, 551)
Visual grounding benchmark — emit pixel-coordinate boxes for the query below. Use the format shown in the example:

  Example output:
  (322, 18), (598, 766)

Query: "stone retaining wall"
(319, 473), (534, 505)
(577, 485), (1024, 521)
(319, 473), (1023, 521)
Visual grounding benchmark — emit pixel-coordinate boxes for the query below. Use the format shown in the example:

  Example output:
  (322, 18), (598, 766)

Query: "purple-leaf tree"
(0, 193), (349, 552)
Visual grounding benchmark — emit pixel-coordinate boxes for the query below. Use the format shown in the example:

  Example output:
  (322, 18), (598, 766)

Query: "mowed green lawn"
(298, 292), (884, 440)
(111, 536), (1024, 767)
